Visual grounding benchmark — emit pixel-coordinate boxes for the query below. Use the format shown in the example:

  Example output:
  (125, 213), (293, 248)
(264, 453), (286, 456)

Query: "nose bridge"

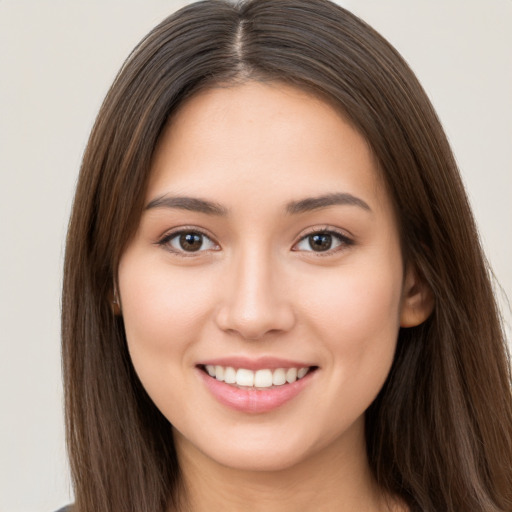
(215, 241), (295, 339)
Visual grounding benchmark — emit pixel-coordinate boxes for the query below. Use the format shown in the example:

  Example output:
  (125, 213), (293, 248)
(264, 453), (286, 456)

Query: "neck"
(172, 420), (401, 512)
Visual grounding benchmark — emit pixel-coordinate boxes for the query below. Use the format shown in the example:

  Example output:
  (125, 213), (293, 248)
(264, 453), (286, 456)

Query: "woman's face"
(118, 81), (421, 472)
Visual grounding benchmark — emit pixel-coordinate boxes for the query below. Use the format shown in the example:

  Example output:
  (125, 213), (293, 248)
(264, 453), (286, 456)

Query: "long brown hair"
(62, 1), (512, 510)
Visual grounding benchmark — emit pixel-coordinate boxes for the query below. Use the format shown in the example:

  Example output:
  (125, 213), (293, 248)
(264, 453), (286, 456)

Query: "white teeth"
(286, 367), (297, 383)
(205, 365), (312, 388)
(236, 368), (254, 387)
(224, 366), (236, 384)
(254, 369), (273, 388)
(272, 368), (286, 386)
(297, 367), (308, 379)
(215, 365), (225, 381)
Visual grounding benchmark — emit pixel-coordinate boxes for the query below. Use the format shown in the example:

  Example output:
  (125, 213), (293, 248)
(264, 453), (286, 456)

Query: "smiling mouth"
(199, 364), (318, 390)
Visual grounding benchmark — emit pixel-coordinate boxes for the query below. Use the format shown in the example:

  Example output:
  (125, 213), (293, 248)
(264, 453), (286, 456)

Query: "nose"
(214, 246), (296, 340)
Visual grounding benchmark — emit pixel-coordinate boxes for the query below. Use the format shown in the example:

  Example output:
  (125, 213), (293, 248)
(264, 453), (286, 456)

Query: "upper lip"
(196, 356), (316, 371)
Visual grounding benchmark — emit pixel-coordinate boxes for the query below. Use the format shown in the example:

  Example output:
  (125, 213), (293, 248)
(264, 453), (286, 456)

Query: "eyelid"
(156, 226), (220, 256)
(155, 224), (354, 257)
(292, 226), (354, 255)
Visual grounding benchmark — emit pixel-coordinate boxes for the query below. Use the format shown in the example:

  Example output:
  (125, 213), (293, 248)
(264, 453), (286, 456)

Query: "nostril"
(213, 275), (296, 339)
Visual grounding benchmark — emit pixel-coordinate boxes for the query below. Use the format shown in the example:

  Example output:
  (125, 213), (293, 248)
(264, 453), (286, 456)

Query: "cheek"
(299, 258), (403, 369)
(305, 267), (401, 324)
(118, 256), (218, 388)
(121, 260), (210, 339)
(299, 266), (402, 428)
(118, 255), (216, 417)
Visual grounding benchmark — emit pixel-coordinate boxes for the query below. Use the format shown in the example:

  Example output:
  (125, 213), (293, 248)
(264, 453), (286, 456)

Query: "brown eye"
(162, 230), (218, 254)
(294, 230), (353, 254)
(179, 233), (204, 251)
(308, 233), (333, 252)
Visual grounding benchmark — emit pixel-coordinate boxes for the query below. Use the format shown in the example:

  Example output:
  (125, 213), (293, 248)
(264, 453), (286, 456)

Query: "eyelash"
(293, 227), (354, 256)
(156, 227), (219, 258)
(156, 226), (354, 257)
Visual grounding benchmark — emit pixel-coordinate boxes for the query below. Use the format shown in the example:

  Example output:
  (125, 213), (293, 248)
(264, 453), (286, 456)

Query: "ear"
(109, 284), (122, 316)
(400, 265), (434, 328)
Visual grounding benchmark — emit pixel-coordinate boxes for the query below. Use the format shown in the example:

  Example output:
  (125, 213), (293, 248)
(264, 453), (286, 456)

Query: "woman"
(61, 0), (512, 510)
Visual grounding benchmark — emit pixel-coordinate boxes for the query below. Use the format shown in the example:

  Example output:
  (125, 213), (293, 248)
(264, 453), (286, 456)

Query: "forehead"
(148, 81), (390, 216)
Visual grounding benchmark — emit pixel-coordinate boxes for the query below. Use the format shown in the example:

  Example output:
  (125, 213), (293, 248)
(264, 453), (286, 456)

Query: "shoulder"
(54, 507), (72, 512)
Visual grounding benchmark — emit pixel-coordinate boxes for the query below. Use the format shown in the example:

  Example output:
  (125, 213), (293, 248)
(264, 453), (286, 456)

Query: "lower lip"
(198, 368), (315, 414)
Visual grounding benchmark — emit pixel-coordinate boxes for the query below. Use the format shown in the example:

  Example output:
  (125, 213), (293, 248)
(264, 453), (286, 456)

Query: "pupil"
(180, 233), (203, 251)
(310, 234), (332, 251)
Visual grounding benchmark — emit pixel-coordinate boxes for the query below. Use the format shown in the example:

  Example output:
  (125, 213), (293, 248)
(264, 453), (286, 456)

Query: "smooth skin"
(118, 82), (432, 511)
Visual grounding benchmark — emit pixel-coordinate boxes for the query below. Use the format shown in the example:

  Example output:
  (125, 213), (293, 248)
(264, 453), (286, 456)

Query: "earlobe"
(400, 265), (434, 328)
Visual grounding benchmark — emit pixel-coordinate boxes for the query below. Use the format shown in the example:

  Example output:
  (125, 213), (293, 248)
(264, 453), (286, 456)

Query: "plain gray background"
(1, 1), (511, 510)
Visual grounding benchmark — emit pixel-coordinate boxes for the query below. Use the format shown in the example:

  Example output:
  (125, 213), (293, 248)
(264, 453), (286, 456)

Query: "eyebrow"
(285, 193), (371, 214)
(145, 195), (228, 216)
(145, 192), (371, 216)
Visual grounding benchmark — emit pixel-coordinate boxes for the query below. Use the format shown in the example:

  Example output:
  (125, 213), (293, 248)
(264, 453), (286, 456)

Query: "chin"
(206, 443), (313, 473)
(174, 414), (365, 475)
